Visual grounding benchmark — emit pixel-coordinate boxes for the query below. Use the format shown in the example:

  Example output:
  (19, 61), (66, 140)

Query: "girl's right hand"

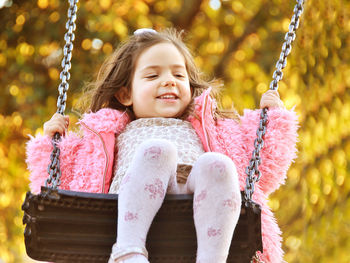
(43, 113), (69, 137)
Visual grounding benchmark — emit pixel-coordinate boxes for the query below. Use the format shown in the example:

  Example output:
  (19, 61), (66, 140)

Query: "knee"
(195, 152), (238, 183)
(136, 139), (177, 165)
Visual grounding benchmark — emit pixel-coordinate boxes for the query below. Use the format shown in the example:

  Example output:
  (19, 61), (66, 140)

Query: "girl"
(27, 28), (298, 263)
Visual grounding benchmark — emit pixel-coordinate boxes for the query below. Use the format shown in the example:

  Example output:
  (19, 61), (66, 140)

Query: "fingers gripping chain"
(244, 0), (305, 205)
(245, 1), (305, 259)
(46, 0), (79, 190)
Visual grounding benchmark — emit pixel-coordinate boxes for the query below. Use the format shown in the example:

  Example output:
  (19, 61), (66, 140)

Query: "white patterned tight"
(111, 139), (241, 263)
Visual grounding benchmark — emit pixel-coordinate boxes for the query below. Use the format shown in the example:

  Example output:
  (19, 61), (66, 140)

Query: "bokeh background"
(1, 0), (349, 262)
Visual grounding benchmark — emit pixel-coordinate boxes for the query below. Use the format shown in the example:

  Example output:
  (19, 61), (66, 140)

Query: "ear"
(115, 86), (132, 106)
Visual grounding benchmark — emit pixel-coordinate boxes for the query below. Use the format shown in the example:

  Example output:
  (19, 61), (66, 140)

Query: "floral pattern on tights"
(144, 178), (165, 199)
(222, 192), (240, 212)
(193, 190), (207, 214)
(124, 211), (138, 221)
(143, 146), (162, 161)
(209, 160), (227, 177)
(207, 227), (222, 237)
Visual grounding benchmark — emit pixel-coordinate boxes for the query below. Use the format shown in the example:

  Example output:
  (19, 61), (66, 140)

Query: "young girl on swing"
(27, 28), (298, 263)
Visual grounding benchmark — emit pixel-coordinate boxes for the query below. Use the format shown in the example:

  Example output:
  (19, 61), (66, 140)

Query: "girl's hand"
(260, 90), (285, 109)
(43, 113), (69, 137)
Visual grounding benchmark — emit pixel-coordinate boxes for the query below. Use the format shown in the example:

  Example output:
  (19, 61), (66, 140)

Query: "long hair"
(77, 28), (239, 120)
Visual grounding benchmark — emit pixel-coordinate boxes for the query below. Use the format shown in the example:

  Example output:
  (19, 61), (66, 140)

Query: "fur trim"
(79, 108), (130, 135)
(26, 133), (82, 194)
(240, 108), (299, 195)
(26, 100), (298, 262)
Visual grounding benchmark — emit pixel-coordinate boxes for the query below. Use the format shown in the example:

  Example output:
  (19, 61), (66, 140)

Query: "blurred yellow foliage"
(37, 0), (48, 9)
(1, 0), (350, 262)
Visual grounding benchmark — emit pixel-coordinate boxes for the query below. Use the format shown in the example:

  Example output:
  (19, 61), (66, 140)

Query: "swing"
(22, 1), (304, 262)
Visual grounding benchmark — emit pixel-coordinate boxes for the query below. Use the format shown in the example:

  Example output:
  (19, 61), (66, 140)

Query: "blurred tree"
(0, 0), (349, 262)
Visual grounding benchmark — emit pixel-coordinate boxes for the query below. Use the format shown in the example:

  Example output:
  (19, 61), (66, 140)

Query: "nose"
(161, 80), (176, 87)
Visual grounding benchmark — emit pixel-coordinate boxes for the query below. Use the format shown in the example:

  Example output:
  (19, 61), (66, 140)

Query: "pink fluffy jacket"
(26, 89), (298, 263)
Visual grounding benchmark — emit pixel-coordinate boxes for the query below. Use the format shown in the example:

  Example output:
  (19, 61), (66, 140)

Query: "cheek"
(184, 85), (192, 105)
(132, 84), (151, 101)
(132, 86), (154, 111)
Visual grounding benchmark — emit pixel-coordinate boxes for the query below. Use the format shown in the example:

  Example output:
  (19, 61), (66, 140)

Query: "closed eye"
(174, 73), (185, 78)
(145, 75), (158, 79)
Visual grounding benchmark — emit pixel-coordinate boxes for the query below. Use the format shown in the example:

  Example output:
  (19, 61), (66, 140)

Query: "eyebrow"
(139, 64), (186, 72)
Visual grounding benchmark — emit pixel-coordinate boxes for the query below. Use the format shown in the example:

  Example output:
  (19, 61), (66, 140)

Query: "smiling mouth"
(157, 94), (178, 99)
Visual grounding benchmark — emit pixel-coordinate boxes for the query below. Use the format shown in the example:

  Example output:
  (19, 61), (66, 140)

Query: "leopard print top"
(108, 118), (205, 194)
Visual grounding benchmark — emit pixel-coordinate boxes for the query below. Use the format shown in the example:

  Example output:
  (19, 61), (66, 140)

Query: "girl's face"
(124, 42), (191, 118)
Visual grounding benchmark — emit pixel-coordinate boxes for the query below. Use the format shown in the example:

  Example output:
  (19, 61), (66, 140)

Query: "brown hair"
(77, 28), (238, 120)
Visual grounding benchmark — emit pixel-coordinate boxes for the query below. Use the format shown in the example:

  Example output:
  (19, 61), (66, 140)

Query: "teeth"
(159, 95), (176, 99)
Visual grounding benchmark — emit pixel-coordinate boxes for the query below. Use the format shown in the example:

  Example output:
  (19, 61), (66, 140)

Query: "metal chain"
(44, 0), (304, 195)
(269, 0), (305, 91)
(251, 251), (265, 263)
(45, 0), (79, 189)
(244, 0), (305, 205)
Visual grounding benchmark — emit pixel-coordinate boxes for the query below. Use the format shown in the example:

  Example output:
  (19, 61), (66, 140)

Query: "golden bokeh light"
(81, 38), (92, 50)
(1, 1), (350, 262)
(37, 0), (49, 9)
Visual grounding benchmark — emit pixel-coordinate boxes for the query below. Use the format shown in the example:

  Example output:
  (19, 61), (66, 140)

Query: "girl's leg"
(187, 152), (241, 263)
(109, 139), (177, 263)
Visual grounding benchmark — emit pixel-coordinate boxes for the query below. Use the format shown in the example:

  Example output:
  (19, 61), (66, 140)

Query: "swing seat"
(22, 187), (263, 263)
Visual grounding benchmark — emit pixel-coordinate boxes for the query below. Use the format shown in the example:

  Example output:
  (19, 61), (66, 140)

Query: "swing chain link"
(57, 0), (78, 115)
(244, 0), (305, 204)
(250, 251), (265, 263)
(45, 0), (79, 190)
(244, 107), (268, 204)
(245, 0), (305, 258)
(269, 0), (305, 91)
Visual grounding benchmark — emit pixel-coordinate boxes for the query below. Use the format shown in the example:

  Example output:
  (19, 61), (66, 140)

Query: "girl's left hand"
(260, 90), (285, 109)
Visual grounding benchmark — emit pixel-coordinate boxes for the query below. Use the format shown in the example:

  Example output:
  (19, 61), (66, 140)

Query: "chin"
(159, 112), (182, 118)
